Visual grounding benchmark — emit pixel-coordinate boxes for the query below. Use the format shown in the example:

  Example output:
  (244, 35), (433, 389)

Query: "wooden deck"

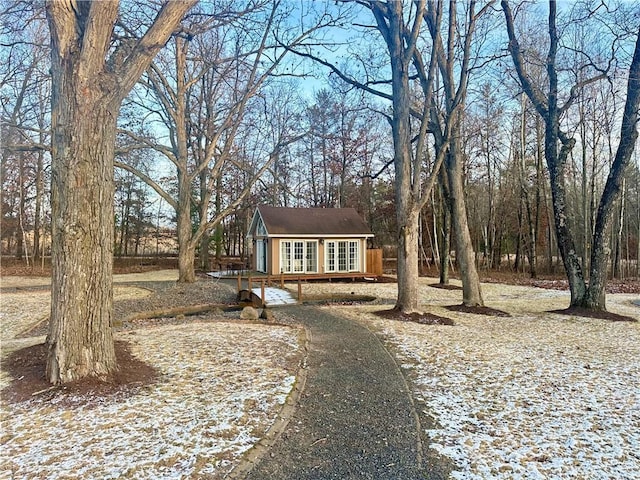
(240, 272), (379, 284)
(235, 272), (379, 307)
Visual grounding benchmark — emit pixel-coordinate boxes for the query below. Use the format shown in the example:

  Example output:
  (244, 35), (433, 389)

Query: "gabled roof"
(252, 206), (373, 237)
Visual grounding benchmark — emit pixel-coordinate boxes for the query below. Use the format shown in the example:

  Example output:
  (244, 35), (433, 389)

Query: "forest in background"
(2, 0), (639, 281)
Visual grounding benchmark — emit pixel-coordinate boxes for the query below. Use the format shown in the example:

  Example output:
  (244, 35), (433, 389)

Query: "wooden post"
(297, 276), (302, 302)
(237, 274), (241, 293)
(261, 279), (265, 307)
(280, 271), (284, 288)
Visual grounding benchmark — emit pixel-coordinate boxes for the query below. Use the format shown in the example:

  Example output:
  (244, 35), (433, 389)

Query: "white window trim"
(280, 240), (318, 274)
(325, 240), (360, 273)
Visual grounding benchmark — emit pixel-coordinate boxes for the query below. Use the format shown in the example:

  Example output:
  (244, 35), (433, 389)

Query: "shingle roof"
(256, 206), (373, 236)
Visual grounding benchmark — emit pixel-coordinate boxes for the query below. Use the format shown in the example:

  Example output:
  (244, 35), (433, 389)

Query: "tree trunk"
(514, 200), (523, 273)
(45, 0), (195, 384)
(178, 241), (197, 283)
(33, 149), (44, 262)
(47, 96), (118, 383)
(367, 0), (424, 313)
(17, 153), (28, 263)
(175, 36), (196, 284)
(438, 168), (451, 284)
(388, 5), (420, 314)
(395, 208), (421, 312)
(177, 179), (196, 283)
(584, 32), (640, 309)
(199, 170), (210, 271)
(447, 146), (484, 306)
(546, 137), (587, 305)
(612, 180), (625, 279)
(199, 231), (211, 271)
(214, 178), (223, 261)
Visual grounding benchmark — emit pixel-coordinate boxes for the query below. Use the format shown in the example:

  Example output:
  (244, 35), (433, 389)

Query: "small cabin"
(247, 206), (375, 277)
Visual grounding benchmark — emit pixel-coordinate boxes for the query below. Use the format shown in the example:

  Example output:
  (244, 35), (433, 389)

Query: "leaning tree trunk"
(447, 143), (484, 307)
(585, 32), (640, 310)
(47, 87), (118, 383)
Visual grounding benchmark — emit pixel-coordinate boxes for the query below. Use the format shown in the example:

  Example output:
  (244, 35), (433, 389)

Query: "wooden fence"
(367, 248), (383, 276)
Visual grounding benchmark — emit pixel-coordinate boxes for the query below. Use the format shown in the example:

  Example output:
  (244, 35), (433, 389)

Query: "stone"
(260, 308), (275, 321)
(240, 306), (259, 320)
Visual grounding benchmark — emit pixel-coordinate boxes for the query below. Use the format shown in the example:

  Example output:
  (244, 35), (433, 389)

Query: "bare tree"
(289, 0), (491, 311)
(587, 32), (640, 308)
(117, 2), (319, 282)
(45, 0), (195, 384)
(366, 0), (443, 312)
(502, 0), (640, 310)
(1, 16), (51, 264)
(421, 0), (493, 306)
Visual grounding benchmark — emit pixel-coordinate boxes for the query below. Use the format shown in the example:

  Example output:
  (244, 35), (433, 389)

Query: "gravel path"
(244, 304), (449, 480)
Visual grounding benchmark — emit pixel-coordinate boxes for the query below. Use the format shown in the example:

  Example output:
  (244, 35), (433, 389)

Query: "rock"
(260, 308), (275, 321)
(240, 306), (259, 320)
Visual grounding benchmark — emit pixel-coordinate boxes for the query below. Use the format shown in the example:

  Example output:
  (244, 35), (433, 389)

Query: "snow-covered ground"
(318, 279), (640, 479)
(2, 273), (639, 479)
(0, 275), (303, 479)
(1, 323), (301, 479)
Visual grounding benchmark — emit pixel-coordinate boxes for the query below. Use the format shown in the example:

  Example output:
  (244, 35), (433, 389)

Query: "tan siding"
(266, 236), (372, 276)
(319, 242), (326, 274)
(270, 238), (280, 275)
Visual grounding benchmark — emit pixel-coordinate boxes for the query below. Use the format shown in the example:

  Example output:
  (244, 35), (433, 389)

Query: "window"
(338, 241), (347, 271)
(256, 218), (267, 236)
(327, 242), (335, 272)
(306, 242), (317, 272)
(294, 241), (304, 272)
(280, 240), (318, 273)
(281, 241), (291, 273)
(326, 240), (360, 272)
(349, 241), (359, 271)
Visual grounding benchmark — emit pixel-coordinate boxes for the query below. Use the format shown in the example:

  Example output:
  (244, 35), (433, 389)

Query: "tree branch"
(114, 160), (178, 210)
(501, 0), (549, 118)
(114, 0), (197, 101)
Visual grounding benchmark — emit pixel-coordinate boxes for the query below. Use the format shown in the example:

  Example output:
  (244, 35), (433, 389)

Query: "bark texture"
(584, 32), (640, 310)
(45, 0), (195, 384)
(370, 1), (425, 313)
(446, 144), (484, 306)
(425, 0), (487, 306)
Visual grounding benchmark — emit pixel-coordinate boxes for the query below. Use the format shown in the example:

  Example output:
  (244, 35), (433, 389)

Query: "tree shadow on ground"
(2, 341), (158, 405)
(428, 283), (463, 290)
(550, 307), (637, 322)
(374, 309), (455, 326)
(444, 304), (511, 317)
